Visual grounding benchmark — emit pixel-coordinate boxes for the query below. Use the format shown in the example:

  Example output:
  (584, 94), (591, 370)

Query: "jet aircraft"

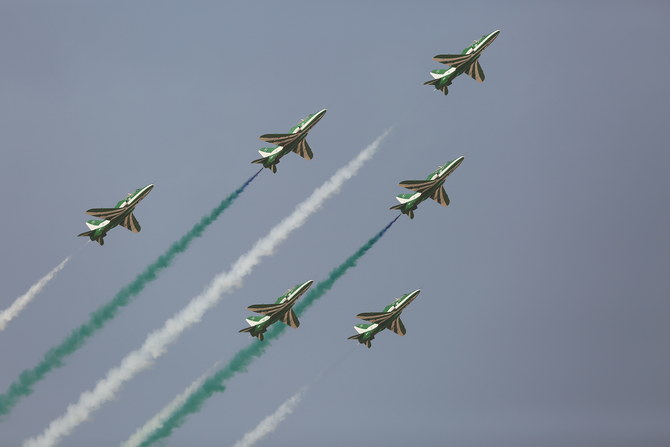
(348, 289), (421, 348)
(424, 29), (500, 95)
(251, 109), (327, 173)
(390, 156), (464, 219)
(239, 280), (314, 341)
(77, 184), (154, 246)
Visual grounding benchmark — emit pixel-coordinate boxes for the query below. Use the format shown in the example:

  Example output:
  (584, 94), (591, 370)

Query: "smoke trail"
(0, 257), (71, 332)
(231, 386), (309, 447)
(0, 170), (261, 417)
(133, 216), (399, 447)
(231, 348), (356, 447)
(23, 130), (390, 447)
(120, 362), (221, 447)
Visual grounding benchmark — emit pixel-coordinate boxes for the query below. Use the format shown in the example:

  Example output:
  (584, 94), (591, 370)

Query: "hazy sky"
(1, 1), (669, 446)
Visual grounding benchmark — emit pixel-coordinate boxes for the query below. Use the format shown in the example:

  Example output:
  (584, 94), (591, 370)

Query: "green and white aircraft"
(251, 109), (327, 173)
(77, 184), (154, 246)
(424, 29), (500, 95)
(348, 289), (421, 348)
(239, 280), (314, 341)
(390, 156), (464, 219)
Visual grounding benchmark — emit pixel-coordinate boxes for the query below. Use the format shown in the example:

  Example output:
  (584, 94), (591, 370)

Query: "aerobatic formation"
(4, 29), (500, 446)
(425, 29), (500, 95)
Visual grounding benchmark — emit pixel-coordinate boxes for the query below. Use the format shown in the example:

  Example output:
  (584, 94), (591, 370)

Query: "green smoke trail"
(0, 169), (263, 418)
(137, 215), (400, 447)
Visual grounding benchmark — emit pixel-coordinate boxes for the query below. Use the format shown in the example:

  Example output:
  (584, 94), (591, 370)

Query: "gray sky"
(1, 1), (669, 446)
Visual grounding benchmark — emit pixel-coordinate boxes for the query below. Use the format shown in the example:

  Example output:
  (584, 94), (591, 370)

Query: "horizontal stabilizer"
(356, 311), (391, 324)
(251, 158), (265, 164)
(279, 309), (300, 328)
(389, 203), (404, 211)
(423, 78), (439, 86)
(247, 303), (285, 315)
(85, 220), (106, 230)
(430, 186), (450, 207)
(86, 207), (127, 220)
(433, 53), (472, 67)
(347, 333), (372, 348)
(120, 212), (141, 233)
(465, 59), (485, 82)
(292, 139), (313, 160)
(259, 132), (302, 146)
(238, 326), (264, 341)
(389, 318), (406, 336)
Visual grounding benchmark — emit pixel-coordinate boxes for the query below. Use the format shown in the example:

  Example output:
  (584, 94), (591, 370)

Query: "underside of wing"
(259, 132), (301, 146)
(292, 139), (313, 160)
(356, 312), (391, 324)
(85, 207), (127, 220)
(430, 186), (450, 207)
(465, 59), (485, 82)
(120, 212), (141, 232)
(247, 303), (285, 316)
(398, 179), (437, 194)
(432, 53), (472, 67)
(388, 317), (406, 336)
(279, 308), (300, 328)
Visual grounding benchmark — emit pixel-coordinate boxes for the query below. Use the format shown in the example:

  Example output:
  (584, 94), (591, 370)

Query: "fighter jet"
(424, 29), (500, 95)
(348, 289), (421, 348)
(251, 109), (327, 173)
(390, 156), (464, 219)
(239, 280), (314, 341)
(77, 184), (154, 246)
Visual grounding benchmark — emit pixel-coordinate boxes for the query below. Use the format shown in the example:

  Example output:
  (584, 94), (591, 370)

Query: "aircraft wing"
(398, 179), (437, 194)
(432, 53), (472, 67)
(86, 207), (128, 220)
(120, 212), (142, 233)
(465, 59), (485, 82)
(356, 312), (392, 325)
(247, 303), (286, 316)
(259, 132), (302, 146)
(388, 318), (406, 336)
(279, 308), (300, 328)
(292, 139), (313, 160)
(430, 186), (450, 207)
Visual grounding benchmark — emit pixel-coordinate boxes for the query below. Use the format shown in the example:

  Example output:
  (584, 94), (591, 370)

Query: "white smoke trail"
(231, 386), (309, 447)
(0, 257), (70, 332)
(24, 129), (390, 447)
(120, 362), (221, 447)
